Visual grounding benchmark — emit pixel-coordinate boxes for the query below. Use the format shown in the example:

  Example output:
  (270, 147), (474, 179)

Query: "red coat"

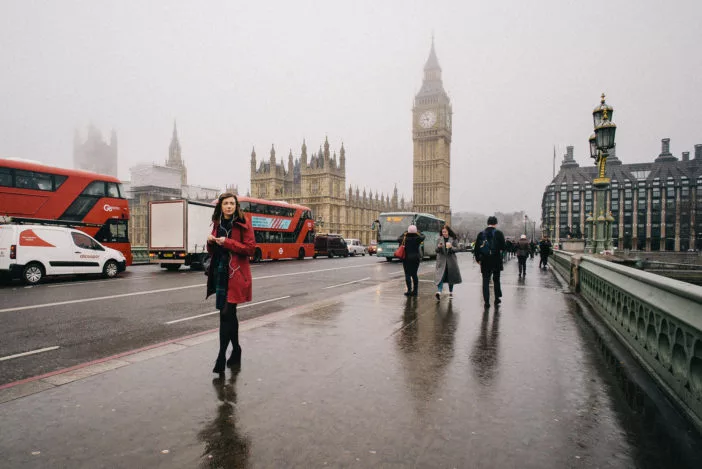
(206, 216), (256, 304)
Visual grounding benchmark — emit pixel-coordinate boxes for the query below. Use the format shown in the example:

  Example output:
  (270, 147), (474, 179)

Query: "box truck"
(148, 200), (213, 271)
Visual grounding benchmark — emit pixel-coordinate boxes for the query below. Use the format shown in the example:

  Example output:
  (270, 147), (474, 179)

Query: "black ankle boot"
(213, 356), (225, 374)
(227, 346), (242, 367)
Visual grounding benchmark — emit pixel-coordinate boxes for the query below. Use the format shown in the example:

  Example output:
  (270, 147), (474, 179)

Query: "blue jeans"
(437, 280), (453, 293)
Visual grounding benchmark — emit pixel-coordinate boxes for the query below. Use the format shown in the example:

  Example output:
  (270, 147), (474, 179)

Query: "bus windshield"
(378, 215), (414, 241)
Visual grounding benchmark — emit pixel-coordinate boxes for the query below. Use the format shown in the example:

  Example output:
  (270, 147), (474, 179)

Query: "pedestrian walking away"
(538, 236), (553, 269)
(516, 234), (530, 278)
(398, 224), (425, 296)
(474, 216), (506, 307)
(434, 225), (462, 300)
(206, 192), (256, 374)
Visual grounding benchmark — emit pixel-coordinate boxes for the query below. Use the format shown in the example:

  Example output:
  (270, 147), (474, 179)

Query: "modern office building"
(541, 139), (702, 251)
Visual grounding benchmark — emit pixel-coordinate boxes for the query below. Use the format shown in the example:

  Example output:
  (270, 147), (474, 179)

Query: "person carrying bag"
(398, 225), (424, 296)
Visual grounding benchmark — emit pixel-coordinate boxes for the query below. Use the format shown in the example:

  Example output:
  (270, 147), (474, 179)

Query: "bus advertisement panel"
(374, 212), (444, 261)
(238, 197), (315, 262)
(0, 158), (132, 265)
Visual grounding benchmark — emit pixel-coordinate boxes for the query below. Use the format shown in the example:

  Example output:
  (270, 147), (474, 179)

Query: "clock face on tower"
(419, 110), (437, 129)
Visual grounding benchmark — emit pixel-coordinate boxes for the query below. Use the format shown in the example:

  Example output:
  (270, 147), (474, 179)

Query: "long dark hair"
(441, 224), (457, 239)
(211, 192), (245, 223)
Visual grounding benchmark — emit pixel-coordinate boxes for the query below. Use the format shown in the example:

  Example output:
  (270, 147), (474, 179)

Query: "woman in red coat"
(206, 192), (256, 374)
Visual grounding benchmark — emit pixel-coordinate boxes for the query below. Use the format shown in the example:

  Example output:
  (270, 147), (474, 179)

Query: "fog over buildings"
(1, 0), (700, 220)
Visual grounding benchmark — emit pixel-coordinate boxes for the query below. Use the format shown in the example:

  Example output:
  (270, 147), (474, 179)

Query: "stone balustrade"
(553, 250), (702, 433)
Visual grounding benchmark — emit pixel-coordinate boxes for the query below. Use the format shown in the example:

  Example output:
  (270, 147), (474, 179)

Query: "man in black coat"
(474, 216), (506, 307)
(539, 236), (553, 269)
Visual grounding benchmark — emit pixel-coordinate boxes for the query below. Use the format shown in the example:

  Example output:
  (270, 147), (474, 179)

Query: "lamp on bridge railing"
(587, 93), (617, 254)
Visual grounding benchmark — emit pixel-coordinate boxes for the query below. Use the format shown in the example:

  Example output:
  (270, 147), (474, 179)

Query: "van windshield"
(378, 215), (413, 242)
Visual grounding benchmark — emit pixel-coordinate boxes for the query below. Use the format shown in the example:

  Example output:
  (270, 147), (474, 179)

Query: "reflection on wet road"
(0, 255), (699, 468)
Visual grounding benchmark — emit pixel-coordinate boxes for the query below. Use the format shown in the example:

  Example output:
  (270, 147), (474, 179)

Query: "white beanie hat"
(408, 225), (418, 234)
(520, 234), (527, 239)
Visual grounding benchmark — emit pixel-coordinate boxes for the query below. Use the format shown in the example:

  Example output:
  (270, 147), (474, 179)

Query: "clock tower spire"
(412, 38), (452, 223)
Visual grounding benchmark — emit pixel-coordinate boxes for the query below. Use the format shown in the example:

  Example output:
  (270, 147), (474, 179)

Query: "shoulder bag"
(394, 234), (407, 260)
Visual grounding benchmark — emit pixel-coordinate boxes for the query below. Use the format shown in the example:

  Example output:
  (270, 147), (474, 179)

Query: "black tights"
(403, 260), (419, 293)
(216, 303), (241, 366)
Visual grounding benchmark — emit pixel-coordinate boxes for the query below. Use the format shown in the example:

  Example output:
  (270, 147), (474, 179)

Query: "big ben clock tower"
(412, 38), (452, 223)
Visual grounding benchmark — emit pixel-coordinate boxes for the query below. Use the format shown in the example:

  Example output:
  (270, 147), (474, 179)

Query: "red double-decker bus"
(0, 158), (132, 264)
(237, 196), (315, 262)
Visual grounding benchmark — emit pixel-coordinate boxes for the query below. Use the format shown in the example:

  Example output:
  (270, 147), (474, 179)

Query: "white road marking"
(0, 346), (60, 362)
(0, 284), (203, 314)
(0, 262), (390, 314)
(47, 275), (154, 288)
(252, 263), (383, 281)
(165, 296), (291, 324)
(323, 277), (371, 289)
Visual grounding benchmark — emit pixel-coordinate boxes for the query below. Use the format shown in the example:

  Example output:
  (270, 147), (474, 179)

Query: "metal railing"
(553, 250), (702, 433)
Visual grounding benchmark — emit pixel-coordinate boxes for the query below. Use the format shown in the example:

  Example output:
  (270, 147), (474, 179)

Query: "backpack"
(478, 230), (495, 257)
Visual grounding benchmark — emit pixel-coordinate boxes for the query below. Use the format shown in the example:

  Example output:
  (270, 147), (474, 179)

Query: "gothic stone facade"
(412, 40), (452, 224)
(250, 139), (410, 245)
(542, 139), (702, 251)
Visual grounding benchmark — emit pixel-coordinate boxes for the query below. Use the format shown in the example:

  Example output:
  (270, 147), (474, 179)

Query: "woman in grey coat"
(435, 225), (462, 300)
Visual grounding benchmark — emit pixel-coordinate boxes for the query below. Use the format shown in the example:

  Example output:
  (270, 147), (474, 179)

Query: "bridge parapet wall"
(553, 251), (702, 432)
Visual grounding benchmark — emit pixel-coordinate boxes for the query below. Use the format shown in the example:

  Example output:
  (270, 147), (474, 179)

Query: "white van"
(0, 224), (126, 285)
(346, 238), (367, 256)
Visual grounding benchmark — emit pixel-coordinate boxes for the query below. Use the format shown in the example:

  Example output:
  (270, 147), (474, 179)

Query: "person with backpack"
(474, 216), (506, 307)
(516, 234), (530, 278)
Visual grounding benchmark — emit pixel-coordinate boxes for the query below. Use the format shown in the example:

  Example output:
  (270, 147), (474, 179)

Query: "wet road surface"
(0, 255), (413, 385)
(0, 255), (699, 468)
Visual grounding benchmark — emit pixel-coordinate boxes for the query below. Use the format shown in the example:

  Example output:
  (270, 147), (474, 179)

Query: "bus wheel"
(103, 260), (119, 278)
(22, 262), (44, 285)
(165, 264), (181, 271)
(385, 257), (393, 262)
(298, 248), (305, 260)
(253, 248), (262, 263)
(328, 253), (333, 258)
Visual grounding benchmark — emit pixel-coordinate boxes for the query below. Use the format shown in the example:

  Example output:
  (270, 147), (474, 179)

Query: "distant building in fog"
(125, 122), (221, 247)
(73, 125), (118, 177)
(541, 139), (702, 252)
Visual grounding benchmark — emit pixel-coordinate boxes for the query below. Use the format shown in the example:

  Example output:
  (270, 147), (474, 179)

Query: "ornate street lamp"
(589, 133), (597, 160)
(587, 93), (617, 254)
(592, 93), (613, 129)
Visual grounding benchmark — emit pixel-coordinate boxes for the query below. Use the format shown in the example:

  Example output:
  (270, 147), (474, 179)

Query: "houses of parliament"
(250, 40), (452, 244)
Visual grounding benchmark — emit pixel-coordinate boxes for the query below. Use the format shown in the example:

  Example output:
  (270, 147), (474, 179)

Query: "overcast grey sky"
(1, 0), (700, 220)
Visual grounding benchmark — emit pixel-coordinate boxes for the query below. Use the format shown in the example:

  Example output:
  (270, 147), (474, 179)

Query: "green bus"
(373, 212), (445, 261)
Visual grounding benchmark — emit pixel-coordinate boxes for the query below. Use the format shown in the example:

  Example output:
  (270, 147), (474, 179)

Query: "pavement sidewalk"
(0, 256), (663, 468)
